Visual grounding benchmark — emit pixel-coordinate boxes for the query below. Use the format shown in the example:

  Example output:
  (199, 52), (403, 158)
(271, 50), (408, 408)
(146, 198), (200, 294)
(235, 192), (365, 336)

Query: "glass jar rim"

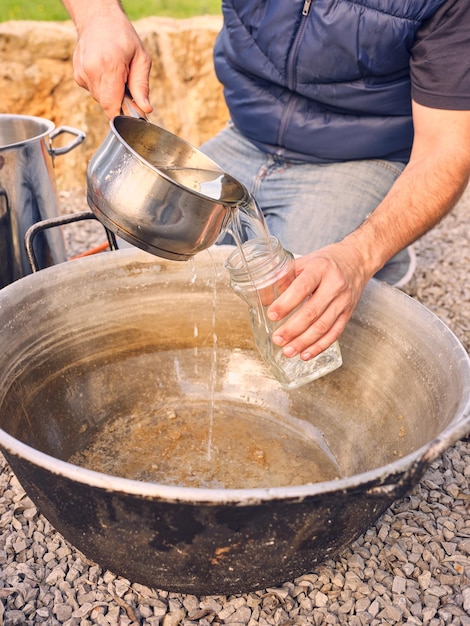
(225, 236), (285, 282)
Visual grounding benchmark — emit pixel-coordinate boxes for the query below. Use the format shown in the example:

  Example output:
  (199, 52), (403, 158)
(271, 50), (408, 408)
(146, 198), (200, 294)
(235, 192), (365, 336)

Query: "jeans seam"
(372, 159), (406, 177)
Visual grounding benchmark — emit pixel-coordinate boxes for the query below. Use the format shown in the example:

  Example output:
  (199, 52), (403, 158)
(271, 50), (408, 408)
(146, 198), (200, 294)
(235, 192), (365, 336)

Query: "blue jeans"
(200, 124), (413, 286)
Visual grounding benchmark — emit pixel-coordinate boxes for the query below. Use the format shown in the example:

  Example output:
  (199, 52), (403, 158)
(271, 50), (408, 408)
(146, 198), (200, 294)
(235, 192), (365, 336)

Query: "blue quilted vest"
(214, 0), (447, 163)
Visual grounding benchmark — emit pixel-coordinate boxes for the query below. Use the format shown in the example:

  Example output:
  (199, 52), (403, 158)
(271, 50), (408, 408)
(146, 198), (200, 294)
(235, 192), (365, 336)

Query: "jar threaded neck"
(225, 236), (287, 286)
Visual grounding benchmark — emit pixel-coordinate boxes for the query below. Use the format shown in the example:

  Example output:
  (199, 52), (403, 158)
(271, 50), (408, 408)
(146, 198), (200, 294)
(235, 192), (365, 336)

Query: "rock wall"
(0, 17), (228, 189)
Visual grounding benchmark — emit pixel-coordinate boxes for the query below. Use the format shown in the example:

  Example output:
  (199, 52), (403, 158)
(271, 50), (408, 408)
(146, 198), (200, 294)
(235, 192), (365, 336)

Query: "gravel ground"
(0, 186), (469, 626)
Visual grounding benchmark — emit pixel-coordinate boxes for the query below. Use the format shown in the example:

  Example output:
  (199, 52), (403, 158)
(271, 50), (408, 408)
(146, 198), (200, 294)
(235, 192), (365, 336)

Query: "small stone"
(315, 591), (329, 608)
(298, 596), (312, 612)
(389, 543), (407, 562)
(410, 601), (423, 617)
(348, 554), (365, 569)
(418, 570), (432, 590)
(114, 579), (131, 597)
(344, 572), (362, 591)
(3, 610), (25, 625)
(230, 606), (252, 623)
(332, 574), (344, 588)
(368, 600), (380, 617)
(427, 585), (448, 598)
(23, 507), (37, 520)
(56, 546), (71, 559)
(45, 566), (65, 586)
(13, 539), (27, 553)
(355, 598), (370, 613)
(377, 525), (389, 541)
(54, 603), (73, 621)
(337, 598), (354, 614)
(422, 606), (437, 622)
(462, 587), (470, 612)
(182, 595), (199, 612)
(102, 571), (116, 584)
(139, 605), (153, 619)
(392, 575), (407, 594)
(423, 593), (440, 610)
(217, 606), (236, 621)
(402, 563), (415, 576)
(378, 605), (403, 622)
(439, 574), (460, 586)
(446, 483), (460, 498)
(72, 602), (93, 618)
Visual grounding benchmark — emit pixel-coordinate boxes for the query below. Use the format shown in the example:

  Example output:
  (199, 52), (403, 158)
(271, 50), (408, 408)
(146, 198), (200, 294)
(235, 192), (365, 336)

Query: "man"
(62, 0), (470, 363)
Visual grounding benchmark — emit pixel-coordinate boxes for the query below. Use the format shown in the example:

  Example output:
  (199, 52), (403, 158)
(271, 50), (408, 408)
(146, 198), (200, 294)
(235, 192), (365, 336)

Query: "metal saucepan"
(87, 111), (250, 260)
(0, 114), (85, 287)
(0, 247), (468, 594)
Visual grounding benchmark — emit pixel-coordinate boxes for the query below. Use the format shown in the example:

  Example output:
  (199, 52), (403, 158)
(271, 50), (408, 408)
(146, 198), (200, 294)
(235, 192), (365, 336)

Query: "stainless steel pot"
(0, 247), (468, 594)
(0, 114), (85, 288)
(87, 116), (249, 260)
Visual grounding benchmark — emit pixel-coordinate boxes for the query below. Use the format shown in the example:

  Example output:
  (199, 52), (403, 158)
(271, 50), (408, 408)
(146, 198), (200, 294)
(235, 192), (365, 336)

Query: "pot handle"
(49, 126), (86, 157)
(25, 212), (118, 273)
(366, 420), (470, 500)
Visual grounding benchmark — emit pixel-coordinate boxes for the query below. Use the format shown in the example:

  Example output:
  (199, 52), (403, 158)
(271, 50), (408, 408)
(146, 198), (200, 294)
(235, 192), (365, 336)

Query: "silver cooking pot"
(87, 114), (249, 260)
(0, 247), (468, 595)
(0, 114), (85, 288)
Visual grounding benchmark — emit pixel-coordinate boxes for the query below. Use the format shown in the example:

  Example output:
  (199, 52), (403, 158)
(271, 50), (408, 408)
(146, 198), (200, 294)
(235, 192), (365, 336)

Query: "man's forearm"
(62, 0), (125, 31)
(346, 153), (469, 277)
(344, 104), (470, 277)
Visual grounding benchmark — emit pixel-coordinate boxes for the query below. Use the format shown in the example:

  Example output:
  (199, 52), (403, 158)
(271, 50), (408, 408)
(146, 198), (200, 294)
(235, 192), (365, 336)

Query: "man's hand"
(267, 240), (372, 361)
(63, 1), (153, 119)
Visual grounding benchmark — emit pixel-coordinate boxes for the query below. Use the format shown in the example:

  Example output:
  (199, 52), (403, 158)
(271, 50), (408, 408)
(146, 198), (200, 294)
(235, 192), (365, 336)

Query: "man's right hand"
(62, 1), (153, 119)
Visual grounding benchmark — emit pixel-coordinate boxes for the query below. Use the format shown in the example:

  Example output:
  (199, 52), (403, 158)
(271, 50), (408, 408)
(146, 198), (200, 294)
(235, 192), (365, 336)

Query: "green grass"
(0, 1), (221, 22)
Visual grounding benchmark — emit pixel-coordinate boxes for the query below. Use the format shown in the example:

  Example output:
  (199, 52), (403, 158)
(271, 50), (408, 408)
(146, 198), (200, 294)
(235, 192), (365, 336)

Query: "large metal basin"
(0, 247), (468, 594)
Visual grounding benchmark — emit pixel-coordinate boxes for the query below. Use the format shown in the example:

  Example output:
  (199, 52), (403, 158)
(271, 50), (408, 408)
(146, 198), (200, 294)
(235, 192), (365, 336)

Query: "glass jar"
(225, 236), (342, 389)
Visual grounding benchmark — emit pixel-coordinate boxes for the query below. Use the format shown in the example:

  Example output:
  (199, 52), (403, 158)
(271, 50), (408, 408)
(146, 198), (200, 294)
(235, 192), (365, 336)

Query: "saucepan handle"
(25, 212), (118, 273)
(121, 84), (149, 120)
(366, 419), (470, 500)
